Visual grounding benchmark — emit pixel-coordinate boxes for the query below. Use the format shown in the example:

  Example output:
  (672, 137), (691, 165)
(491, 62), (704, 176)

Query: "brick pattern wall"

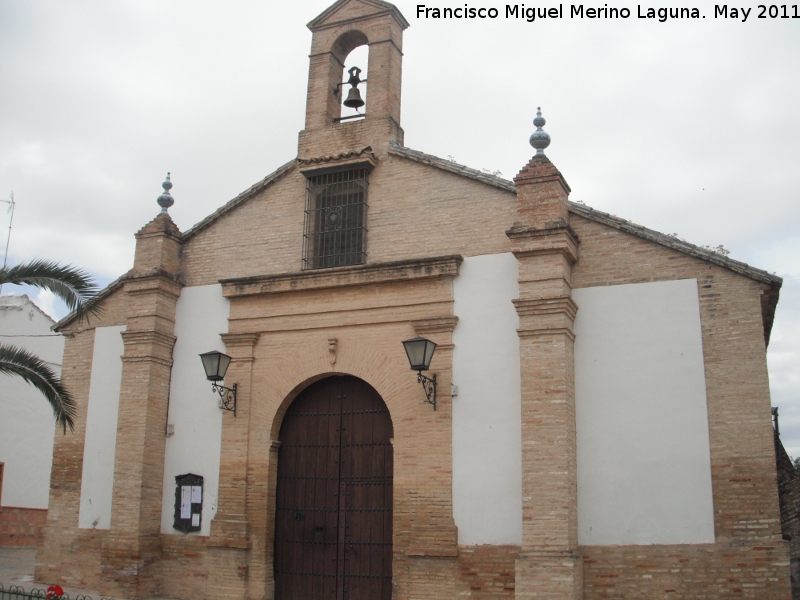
(36, 218), (183, 595)
(181, 157), (516, 288)
(159, 536), (211, 599)
(572, 213), (791, 598)
(583, 544), (790, 598)
(219, 269), (459, 600)
(38, 202), (792, 599)
(0, 507), (47, 546)
(776, 437), (800, 598)
(458, 545), (519, 598)
(36, 284), (131, 590)
(33, 9), (791, 591)
(94, 215), (183, 599)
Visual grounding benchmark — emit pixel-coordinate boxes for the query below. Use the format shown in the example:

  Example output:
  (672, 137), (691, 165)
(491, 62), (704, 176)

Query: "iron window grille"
(303, 168), (368, 269)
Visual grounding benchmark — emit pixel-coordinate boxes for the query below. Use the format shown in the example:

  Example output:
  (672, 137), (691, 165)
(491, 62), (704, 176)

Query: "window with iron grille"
(303, 168), (368, 269)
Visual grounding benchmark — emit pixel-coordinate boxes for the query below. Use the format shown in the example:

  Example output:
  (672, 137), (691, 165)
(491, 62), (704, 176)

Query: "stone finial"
(529, 107), (551, 156)
(157, 172), (174, 214)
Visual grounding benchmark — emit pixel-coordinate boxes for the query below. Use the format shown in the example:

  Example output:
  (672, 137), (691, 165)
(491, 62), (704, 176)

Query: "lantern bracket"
(402, 336), (438, 411)
(212, 382), (237, 416)
(417, 372), (436, 410)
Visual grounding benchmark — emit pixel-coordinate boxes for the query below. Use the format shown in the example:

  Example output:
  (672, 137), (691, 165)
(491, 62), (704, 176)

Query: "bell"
(343, 87), (364, 109)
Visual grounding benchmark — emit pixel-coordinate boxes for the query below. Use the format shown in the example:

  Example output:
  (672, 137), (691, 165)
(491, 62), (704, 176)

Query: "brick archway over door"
(274, 375), (393, 600)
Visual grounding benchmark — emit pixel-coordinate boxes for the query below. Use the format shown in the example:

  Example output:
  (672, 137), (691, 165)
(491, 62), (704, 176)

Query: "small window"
(303, 168), (368, 269)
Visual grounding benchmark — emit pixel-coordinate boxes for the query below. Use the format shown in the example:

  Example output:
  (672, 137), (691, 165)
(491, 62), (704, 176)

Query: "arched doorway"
(274, 375), (393, 600)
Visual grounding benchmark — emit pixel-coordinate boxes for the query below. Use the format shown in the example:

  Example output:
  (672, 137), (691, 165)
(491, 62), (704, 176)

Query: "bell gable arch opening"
(331, 29), (369, 62)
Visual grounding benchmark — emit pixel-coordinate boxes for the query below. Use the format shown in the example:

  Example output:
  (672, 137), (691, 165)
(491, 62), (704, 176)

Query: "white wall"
(0, 295), (62, 508)
(573, 279), (715, 545)
(160, 284), (229, 536)
(79, 325), (125, 529)
(452, 253), (522, 545)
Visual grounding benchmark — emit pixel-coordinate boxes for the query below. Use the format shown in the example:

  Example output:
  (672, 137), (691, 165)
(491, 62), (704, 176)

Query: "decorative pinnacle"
(529, 107), (551, 156)
(157, 172), (174, 214)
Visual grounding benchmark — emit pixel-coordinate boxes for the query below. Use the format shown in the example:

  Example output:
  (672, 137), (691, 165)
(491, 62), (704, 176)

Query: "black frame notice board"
(173, 473), (203, 533)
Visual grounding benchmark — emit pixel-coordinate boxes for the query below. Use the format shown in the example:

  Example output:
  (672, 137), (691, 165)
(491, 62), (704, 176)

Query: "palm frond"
(0, 259), (102, 322)
(0, 344), (76, 432)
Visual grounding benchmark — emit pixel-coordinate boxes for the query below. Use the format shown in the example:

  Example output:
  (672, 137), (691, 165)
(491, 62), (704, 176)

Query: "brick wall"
(33, 4), (790, 588)
(181, 157), (516, 288)
(458, 545), (519, 598)
(572, 213), (791, 598)
(582, 544), (789, 598)
(37, 195), (792, 599)
(776, 436), (800, 598)
(0, 507), (47, 546)
(35, 285), (131, 589)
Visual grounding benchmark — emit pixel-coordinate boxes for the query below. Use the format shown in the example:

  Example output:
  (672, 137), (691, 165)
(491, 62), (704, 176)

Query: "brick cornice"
(514, 297), (578, 321)
(121, 354), (174, 368)
(518, 327), (576, 341)
(120, 330), (178, 365)
(220, 332), (261, 348)
(412, 316), (459, 335)
(220, 255), (463, 298)
(307, 0), (410, 31)
(121, 329), (177, 347)
(220, 332), (260, 362)
(122, 270), (185, 298)
(507, 221), (580, 264)
(297, 146), (376, 175)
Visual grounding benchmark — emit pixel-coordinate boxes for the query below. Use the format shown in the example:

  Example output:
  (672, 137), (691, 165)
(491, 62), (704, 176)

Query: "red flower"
(46, 585), (64, 599)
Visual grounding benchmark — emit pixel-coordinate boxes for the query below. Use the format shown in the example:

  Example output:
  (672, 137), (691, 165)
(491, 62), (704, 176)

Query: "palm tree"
(0, 259), (100, 432)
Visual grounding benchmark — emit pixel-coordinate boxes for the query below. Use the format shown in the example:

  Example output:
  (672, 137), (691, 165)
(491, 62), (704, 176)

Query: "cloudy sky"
(1, 1), (798, 451)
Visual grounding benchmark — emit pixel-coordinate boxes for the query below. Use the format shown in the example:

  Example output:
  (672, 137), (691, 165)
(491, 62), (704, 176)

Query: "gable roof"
(567, 202), (781, 287)
(388, 140), (782, 344)
(388, 139), (516, 192)
(52, 272), (124, 332)
(307, 0), (409, 31)
(387, 140), (781, 286)
(56, 142), (782, 343)
(182, 159), (295, 242)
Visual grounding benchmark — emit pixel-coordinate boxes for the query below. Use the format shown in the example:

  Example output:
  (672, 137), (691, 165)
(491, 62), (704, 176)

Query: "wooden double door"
(274, 376), (393, 600)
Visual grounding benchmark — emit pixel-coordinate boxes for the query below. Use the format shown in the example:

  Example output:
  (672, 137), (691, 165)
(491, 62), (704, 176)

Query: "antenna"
(0, 191), (16, 295)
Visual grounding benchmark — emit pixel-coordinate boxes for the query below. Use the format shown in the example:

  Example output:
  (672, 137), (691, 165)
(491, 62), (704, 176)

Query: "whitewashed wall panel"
(160, 284), (229, 536)
(452, 253), (522, 545)
(79, 325), (126, 529)
(574, 279), (715, 545)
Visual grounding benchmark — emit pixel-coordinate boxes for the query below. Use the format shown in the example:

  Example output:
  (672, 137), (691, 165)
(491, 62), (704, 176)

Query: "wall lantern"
(402, 336), (437, 410)
(199, 350), (237, 416)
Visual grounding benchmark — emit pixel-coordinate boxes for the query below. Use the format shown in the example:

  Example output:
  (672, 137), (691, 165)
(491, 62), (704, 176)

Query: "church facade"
(37, 1), (791, 598)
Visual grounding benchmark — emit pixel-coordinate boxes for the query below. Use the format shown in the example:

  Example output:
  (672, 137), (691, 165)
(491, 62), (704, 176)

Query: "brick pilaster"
(509, 154), (583, 599)
(100, 213), (183, 598)
(206, 332), (260, 600)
